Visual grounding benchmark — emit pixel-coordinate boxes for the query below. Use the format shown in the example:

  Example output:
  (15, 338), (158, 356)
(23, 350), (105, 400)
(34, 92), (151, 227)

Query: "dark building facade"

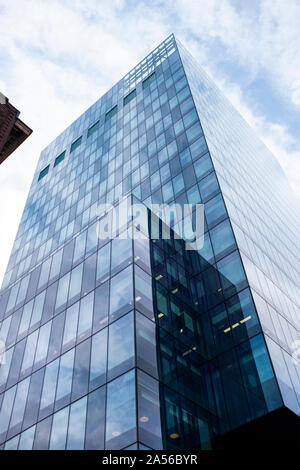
(0, 35), (299, 450)
(0, 93), (32, 165)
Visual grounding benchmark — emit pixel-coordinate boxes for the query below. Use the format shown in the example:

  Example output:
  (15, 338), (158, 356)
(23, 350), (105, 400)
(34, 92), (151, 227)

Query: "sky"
(0, 0), (299, 285)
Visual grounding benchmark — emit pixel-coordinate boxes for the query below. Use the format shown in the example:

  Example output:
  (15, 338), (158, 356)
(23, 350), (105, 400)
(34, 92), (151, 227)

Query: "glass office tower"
(0, 34), (299, 450)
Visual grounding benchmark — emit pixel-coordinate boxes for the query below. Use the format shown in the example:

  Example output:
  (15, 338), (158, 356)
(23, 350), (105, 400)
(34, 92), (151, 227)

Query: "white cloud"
(0, 0), (299, 285)
(175, 0), (300, 106)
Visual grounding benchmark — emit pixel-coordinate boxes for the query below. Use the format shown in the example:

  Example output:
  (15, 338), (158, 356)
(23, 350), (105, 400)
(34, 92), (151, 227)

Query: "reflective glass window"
(72, 338), (91, 401)
(106, 369), (136, 449)
(90, 328), (107, 390)
(18, 425), (36, 450)
(217, 251), (247, 297)
(77, 291), (94, 342)
(62, 301), (79, 351)
(96, 242), (111, 283)
(109, 265), (133, 322)
(56, 348), (75, 410)
(194, 152), (213, 180)
(199, 172), (219, 202)
(39, 358), (59, 419)
(85, 386), (106, 450)
(137, 370), (162, 449)
(111, 238), (132, 275)
(68, 262), (83, 303)
(108, 311), (135, 380)
(210, 219), (236, 260)
(67, 396), (87, 450)
(49, 407), (69, 450)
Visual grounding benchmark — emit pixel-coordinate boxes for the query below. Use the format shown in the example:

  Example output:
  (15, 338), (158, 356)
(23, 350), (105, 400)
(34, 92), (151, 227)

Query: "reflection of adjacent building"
(127, 196), (283, 450)
(0, 93), (32, 165)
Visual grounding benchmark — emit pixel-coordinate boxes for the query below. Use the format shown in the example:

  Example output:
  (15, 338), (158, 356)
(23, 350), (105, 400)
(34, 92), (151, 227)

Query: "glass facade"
(0, 34), (298, 450)
(176, 39), (300, 415)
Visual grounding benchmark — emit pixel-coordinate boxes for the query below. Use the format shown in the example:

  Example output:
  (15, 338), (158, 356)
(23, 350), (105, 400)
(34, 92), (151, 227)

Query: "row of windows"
(0, 186), (236, 323)
(24, 59), (183, 233)
(0, 366), (213, 451)
(37, 73), (157, 183)
(0, 238), (264, 399)
(0, 331), (284, 450)
(0, 369), (157, 450)
(11, 116), (208, 286)
(0, 203), (261, 388)
(9, 56), (183, 261)
(5, 120), (211, 292)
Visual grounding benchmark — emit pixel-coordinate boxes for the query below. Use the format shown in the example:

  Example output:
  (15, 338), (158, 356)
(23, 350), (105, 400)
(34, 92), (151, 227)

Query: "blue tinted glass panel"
(38, 165), (49, 181)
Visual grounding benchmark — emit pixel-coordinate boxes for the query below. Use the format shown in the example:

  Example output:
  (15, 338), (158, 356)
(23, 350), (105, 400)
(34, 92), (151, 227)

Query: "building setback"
(0, 35), (299, 450)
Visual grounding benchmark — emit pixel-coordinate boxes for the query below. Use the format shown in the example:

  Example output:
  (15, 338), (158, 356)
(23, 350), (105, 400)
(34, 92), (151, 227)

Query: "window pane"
(124, 89), (136, 106)
(9, 377), (30, 434)
(54, 151), (65, 167)
(0, 386), (16, 441)
(194, 152), (213, 180)
(72, 338), (91, 401)
(49, 249), (63, 281)
(47, 311), (65, 361)
(205, 193), (227, 228)
(73, 231), (87, 264)
(23, 368), (45, 430)
(77, 292), (94, 342)
(136, 311), (158, 378)
(199, 172), (219, 202)
(217, 251), (247, 297)
(68, 263), (83, 303)
(18, 300), (34, 337)
(87, 121), (99, 138)
(34, 322), (51, 368)
(4, 435), (19, 450)
(134, 265), (153, 319)
(189, 136), (207, 160)
(50, 407), (69, 450)
(62, 302), (79, 351)
(106, 369), (136, 449)
(20, 330), (38, 378)
(96, 242), (111, 283)
(55, 272), (70, 310)
(38, 165), (49, 181)
(18, 425), (36, 450)
(85, 386), (106, 449)
(210, 219), (236, 260)
(111, 238), (132, 275)
(108, 312), (134, 380)
(56, 349), (75, 410)
(39, 358), (59, 419)
(90, 328), (107, 390)
(67, 396), (87, 450)
(30, 290), (46, 328)
(93, 282), (109, 332)
(137, 370), (162, 449)
(70, 136), (82, 153)
(33, 415), (52, 450)
(109, 265), (133, 322)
